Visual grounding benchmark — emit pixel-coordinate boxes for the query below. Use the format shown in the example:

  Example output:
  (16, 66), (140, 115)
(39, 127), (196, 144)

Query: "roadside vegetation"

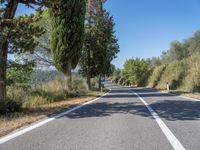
(0, 71), (102, 136)
(0, 0), (119, 136)
(112, 30), (200, 94)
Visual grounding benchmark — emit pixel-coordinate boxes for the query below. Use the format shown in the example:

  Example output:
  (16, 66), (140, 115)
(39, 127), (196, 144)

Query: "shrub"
(156, 61), (188, 90)
(91, 77), (99, 90)
(7, 85), (31, 104)
(22, 96), (49, 108)
(147, 64), (167, 88)
(71, 76), (88, 93)
(5, 75), (92, 110)
(123, 58), (149, 85)
(0, 100), (21, 114)
(182, 53), (200, 92)
(138, 69), (152, 87)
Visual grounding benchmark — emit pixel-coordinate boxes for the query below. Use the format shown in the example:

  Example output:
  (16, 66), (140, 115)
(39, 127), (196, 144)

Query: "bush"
(147, 64), (167, 88)
(0, 100), (21, 114)
(22, 96), (49, 108)
(138, 69), (152, 87)
(7, 85), (31, 104)
(123, 58), (149, 85)
(182, 53), (200, 92)
(72, 76), (88, 93)
(146, 53), (200, 92)
(5, 75), (92, 110)
(91, 77), (99, 90)
(156, 61), (188, 90)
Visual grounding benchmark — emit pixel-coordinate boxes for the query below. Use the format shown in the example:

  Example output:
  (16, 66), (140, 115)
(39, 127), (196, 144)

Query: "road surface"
(1, 85), (200, 150)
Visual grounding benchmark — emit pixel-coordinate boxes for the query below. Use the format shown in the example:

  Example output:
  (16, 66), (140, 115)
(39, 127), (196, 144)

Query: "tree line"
(0, 0), (119, 102)
(112, 29), (200, 92)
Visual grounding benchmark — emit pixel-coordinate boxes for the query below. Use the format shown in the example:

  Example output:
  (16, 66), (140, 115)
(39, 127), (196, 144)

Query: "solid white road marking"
(179, 95), (200, 102)
(0, 92), (110, 145)
(132, 91), (185, 150)
(161, 91), (200, 102)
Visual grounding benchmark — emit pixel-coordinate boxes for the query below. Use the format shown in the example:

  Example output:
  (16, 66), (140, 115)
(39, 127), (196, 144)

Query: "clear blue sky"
(16, 0), (200, 68)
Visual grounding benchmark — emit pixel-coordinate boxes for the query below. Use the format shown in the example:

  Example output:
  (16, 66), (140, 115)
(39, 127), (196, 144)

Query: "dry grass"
(0, 91), (102, 137)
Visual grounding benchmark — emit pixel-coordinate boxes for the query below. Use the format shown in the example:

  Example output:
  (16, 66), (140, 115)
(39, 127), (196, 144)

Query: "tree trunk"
(98, 75), (101, 90)
(0, 41), (8, 102)
(64, 62), (72, 92)
(86, 46), (92, 90)
(87, 73), (91, 90)
(0, 0), (19, 102)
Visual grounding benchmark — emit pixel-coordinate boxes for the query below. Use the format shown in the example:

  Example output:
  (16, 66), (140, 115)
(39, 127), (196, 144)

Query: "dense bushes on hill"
(112, 30), (200, 93)
(146, 53), (200, 92)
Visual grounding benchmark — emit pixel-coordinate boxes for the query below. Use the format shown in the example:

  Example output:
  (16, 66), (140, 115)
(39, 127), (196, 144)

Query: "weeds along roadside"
(0, 76), (101, 114)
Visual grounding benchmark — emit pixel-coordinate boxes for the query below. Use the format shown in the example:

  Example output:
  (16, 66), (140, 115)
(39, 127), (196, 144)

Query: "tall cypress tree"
(49, 0), (86, 91)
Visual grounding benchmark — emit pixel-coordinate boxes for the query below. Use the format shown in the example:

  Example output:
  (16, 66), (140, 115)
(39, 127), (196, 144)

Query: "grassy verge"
(0, 91), (102, 137)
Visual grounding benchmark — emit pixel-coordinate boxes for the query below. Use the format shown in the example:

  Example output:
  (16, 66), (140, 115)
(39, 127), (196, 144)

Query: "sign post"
(166, 82), (169, 93)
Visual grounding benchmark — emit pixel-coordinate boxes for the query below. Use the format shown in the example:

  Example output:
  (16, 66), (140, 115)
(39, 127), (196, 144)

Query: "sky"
(16, 0), (200, 68)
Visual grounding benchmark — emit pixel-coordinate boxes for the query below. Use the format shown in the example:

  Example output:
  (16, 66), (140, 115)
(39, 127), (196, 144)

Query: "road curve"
(0, 85), (200, 150)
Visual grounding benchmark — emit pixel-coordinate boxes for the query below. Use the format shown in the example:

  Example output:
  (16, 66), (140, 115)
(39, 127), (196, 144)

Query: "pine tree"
(0, 0), (47, 102)
(80, 1), (119, 90)
(80, 0), (106, 90)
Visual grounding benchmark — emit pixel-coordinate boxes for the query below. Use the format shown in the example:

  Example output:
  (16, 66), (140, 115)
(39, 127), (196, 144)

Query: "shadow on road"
(66, 102), (151, 119)
(63, 89), (200, 121)
(150, 100), (200, 121)
(103, 93), (175, 98)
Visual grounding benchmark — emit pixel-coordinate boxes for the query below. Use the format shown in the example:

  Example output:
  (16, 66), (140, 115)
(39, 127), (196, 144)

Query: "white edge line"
(179, 95), (200, 102)
(0, 91), (110, 145)
(162, 91), (200, 102)
(131, 90), (185, 150)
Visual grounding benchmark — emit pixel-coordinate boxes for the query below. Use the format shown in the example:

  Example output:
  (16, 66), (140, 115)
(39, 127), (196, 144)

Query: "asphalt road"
(1, 85), (200, 150)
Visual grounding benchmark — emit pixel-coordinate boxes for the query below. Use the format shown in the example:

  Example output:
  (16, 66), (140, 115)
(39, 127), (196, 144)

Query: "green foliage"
(123, 58), (149, 85)
(0, 100), (21, 114)
(91, 77), (100, 90)
(22, 96), (49, 108)
(6, 75), (90, 110)
(155, 61), (188, 90)
(80, 9), (119, 87)
(4, 14), (45, 54)
(23, 10), (53, 67)
(145, 29), (200, 92)
(71, 76), (89, 94)
(138, 69), (153, 87)
(182, 53), (200, 92)
(7, 60), (35, 86)
(111, 68), (121, 84)
(49, 0), (86, 72)
(147, 64), (167, 88)
(93, 12), (119, 76)
(147, 54), (200, 92)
